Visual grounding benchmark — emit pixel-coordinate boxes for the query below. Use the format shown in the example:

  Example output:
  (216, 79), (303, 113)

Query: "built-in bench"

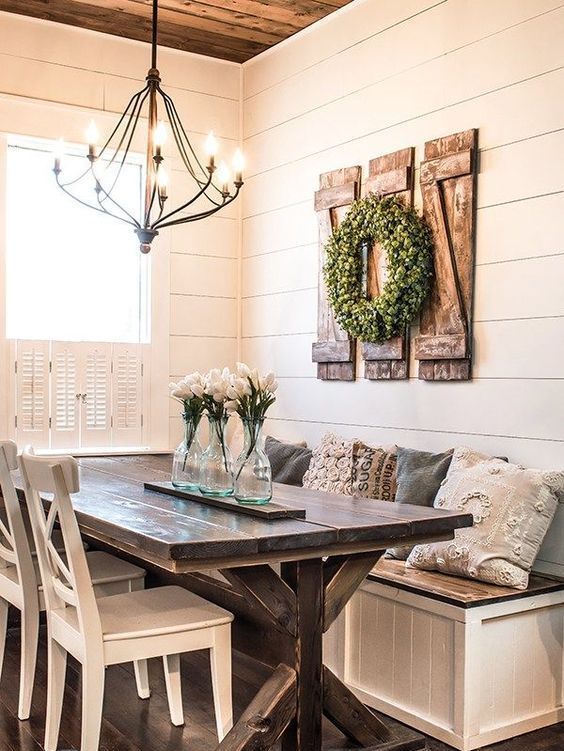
(324, 558), (564, 751)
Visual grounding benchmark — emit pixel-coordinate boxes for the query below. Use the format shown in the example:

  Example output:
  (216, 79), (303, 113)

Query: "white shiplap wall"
(241, 0), (564, 470)
(0, 12), (241, 448)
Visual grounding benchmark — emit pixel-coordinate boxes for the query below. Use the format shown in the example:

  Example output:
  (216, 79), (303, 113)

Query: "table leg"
(183, 553), (426, 751)
(281, 559), (324, 751)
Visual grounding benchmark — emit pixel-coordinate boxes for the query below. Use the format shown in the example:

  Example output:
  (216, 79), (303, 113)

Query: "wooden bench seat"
(369, 557), (564, 608)
(324, 557), (564, 751)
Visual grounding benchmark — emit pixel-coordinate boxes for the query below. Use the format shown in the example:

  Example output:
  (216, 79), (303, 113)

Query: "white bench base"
(324, 569), (564, 751)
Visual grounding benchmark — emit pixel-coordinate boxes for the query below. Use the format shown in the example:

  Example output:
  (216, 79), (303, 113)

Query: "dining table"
(14, 453), (473, 751)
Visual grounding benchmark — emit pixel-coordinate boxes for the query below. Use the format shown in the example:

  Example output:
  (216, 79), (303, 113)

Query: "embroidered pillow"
(352, 443), (397, 502)
(406, 448), (564, 589)
(386, 447), (453, 560)
(302, 433), (358, 495)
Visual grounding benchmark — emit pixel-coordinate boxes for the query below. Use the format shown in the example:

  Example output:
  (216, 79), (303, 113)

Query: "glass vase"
(171, 413), (202, 490)
(234, 418), (272, 504)
(199, 415), (234, 496)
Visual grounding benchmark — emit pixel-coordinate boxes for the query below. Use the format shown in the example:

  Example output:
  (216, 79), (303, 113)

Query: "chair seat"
(52, 585), (233, 641)
(0, 551), (145, 591)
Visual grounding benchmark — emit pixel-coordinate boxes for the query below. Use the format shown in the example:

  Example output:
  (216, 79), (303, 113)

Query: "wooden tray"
(144, 481), (307, 520)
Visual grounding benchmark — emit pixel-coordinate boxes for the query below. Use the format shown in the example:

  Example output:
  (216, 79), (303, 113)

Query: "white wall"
(0, 12), (242, 448)
(241, 0), (564, 469)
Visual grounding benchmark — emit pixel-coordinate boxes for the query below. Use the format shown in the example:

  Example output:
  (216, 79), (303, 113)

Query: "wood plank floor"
(0, 626), (562, 751)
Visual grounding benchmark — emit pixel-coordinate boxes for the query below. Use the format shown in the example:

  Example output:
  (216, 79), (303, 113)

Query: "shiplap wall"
(241, 0), (564, 470)
(0, 12), (241, 448)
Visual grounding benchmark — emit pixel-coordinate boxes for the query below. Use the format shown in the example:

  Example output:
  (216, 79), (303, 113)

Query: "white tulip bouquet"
(169, 364), (278, 500)
(169, 372), (207, 484)
(227, 362), (278, 422)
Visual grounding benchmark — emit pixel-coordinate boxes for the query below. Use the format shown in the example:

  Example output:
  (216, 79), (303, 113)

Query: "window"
(6, 137), (149, 343)
(3, 136), (151, 451)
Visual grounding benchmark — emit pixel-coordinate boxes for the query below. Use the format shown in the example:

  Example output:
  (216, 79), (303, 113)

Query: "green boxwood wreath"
(323, 194), (434, 343)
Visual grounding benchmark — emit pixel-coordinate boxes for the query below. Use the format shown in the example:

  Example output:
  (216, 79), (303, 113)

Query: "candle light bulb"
(86, 119), (99, 158)
(216, 161), (230, 193)
(232, 148), (244, 183)
(154, 120), (167, 156)
(157, 166), (169, 199)
(53, 138), (65, 172)
(205, 131), (218, 169)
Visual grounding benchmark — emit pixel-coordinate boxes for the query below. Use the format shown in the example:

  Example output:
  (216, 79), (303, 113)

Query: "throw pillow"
(302, 433), (358, 495)
(352, 443), (397, 502)
(387, 447), (454, 560)
(265, 436), (312, 487)
(406, 447), (564, 589)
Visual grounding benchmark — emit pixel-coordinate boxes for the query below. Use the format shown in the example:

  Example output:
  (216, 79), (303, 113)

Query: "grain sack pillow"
(406, 447), (564, 589)
(386, 447), (454, 560)
(302, 433), (358, 495)
(351, 443), (397, 502)
(265, 436), (312, 487)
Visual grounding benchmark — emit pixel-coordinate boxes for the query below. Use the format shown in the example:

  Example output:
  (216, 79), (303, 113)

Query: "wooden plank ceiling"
(0, 0), (354, 63)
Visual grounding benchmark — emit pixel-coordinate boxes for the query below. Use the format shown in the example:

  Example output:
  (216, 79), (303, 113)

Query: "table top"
(15, 454), (473, 572)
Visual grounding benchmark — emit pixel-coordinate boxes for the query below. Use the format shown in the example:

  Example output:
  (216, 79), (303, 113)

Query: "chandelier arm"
(90, 163), (142, 227)
(101, 88), (150, 200)
(94, 183), (139, 227)
(98, 86), (149, 165)
(155, 187), (240, 229)
(159, 88), (217, 190)
(151, 168), (213, 228)
(160, 95), (202, 184)
(55, 173), (136, 227)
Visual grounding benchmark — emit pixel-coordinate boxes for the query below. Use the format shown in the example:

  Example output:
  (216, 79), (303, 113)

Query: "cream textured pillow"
(352, 444), (397, 502)
(406, 447), (563, 589)
(302, 433), (358, 495)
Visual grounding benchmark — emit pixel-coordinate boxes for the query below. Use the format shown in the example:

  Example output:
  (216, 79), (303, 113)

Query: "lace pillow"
(406, 448), (563, 589)
(302, 433), (358, 495)
(352, 444), (397, 502)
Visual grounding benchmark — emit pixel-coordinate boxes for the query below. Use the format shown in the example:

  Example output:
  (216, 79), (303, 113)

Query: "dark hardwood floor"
(0, 626), (562, 751)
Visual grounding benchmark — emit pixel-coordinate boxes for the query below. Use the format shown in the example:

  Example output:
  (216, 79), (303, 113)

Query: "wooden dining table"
(15, 454), (472, 751)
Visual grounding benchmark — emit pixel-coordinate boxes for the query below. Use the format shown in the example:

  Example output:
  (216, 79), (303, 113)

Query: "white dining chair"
(19, 448), (234, 751)
(0, 440), (149, 720)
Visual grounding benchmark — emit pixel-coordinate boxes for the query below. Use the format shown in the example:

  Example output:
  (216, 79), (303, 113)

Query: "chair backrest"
(0, 441), (38, 608)
(18, 448), (102, 642)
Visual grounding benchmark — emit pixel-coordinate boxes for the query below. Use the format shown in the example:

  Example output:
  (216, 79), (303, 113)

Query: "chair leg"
(18, 603), (40, 720)
(129, 577), (149, 699)
(210, 625), (233, 741)
(163, 653), (184, 727)
(81, 661), (105, 751)
(44, 640), (67, 751)
(133, 659), (150, 699)
(0, 598), (8, 683)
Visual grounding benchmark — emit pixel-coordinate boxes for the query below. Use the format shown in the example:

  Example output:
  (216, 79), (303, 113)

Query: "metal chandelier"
(53, 0), (244, 254)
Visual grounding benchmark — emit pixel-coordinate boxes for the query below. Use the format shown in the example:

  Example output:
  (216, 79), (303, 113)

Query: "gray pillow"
(387, 447), (453, 560)
(265, 436), (312, 487)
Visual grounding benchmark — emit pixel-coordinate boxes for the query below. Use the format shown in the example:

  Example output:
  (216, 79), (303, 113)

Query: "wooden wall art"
(415, 129), (478, 381)
(312, 166), (361, 381)
(362, 148), (415, 380)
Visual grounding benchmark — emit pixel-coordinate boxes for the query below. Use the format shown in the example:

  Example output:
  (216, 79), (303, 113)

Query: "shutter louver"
(50, 342), (80, 449)
(112, 343), (144, 447)
(80, 343), (112, 448)
(15, 340), (50, 448)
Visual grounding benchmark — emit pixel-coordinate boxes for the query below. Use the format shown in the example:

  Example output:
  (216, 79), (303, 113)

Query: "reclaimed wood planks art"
(362, 148), (415, 380)
(312, 166), (361, 381)
(415, 129), (479, 380)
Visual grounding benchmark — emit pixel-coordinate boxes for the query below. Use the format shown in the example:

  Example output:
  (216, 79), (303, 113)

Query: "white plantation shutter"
(80, 343), (112, 448)
(112, 344), (144, 447)
(15, 340), (50, 448)
(50, 342), (80, 449)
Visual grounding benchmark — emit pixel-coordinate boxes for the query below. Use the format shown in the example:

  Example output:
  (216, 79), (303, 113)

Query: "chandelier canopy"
(53, 0), (244, 254)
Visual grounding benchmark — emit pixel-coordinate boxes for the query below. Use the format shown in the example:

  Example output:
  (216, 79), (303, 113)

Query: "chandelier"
(52, 0), (244, 254)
